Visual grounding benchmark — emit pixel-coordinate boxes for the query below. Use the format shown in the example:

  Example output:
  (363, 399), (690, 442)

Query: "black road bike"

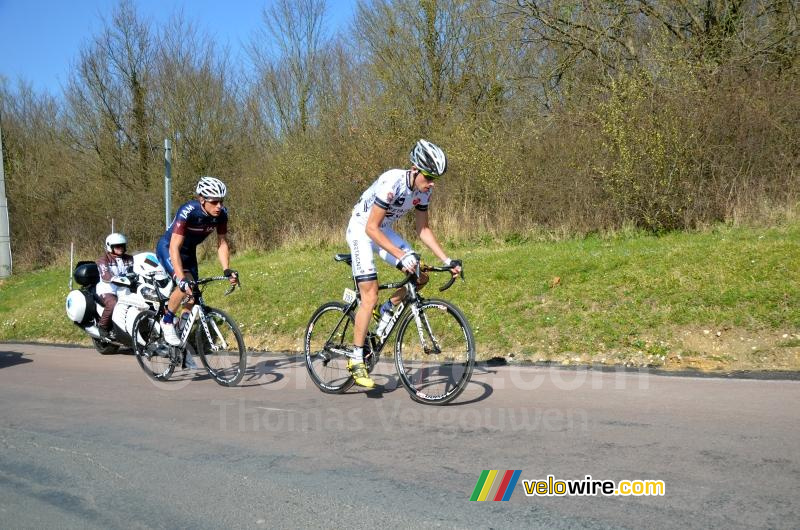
(131, 276), (247, 386)
(304, 254), (475, 405)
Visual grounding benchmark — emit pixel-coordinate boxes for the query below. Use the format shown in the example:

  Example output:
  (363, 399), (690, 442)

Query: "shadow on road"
(342, 364), (495, 405)
(225, 352), (497, 405)
(0, 350), (34, 369)
(238, 356), (305, 388)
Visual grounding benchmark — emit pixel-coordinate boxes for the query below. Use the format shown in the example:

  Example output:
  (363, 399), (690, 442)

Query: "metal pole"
(69, 242), (74, 290)
(0, 115), (12, 278)
(164, 139), (172, 229)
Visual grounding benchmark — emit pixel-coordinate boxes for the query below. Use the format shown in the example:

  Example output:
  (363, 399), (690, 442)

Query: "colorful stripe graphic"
(470, 470), (522, 501)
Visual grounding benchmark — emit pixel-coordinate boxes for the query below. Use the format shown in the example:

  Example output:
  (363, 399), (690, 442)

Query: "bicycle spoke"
(305, 302), (356, 394)
(133, 310), (176, 381)
(395, 300), (475, 405)
(195, 308), (246, 387)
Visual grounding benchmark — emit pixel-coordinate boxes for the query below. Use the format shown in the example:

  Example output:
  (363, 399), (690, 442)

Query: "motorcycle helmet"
(105, 232), (128, 253)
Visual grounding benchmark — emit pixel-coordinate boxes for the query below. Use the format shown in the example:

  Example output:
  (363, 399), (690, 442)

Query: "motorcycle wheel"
(92, 337), (119, 355)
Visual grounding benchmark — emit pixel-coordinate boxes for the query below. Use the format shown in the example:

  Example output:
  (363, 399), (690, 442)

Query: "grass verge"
(1, 224), (798, 371)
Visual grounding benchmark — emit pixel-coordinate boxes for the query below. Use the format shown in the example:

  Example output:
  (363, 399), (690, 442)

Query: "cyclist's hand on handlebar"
(400, 251), (419, 273)
(223, 268), (239, 285)
(176, 277), (192, 293)
(444, 258), (463, 277)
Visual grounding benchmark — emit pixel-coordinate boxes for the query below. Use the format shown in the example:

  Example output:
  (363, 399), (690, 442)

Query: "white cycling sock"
(350, 346), (364, 362)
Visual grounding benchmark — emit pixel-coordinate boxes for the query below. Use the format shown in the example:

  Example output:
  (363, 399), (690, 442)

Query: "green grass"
(2, 224), (799, 369)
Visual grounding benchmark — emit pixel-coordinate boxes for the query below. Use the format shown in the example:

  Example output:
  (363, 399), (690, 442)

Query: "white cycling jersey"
(349, 169), (430, 229)
(346, 169), (431, 282)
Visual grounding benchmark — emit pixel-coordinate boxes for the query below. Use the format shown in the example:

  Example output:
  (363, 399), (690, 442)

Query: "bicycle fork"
(411, 303), (442, 355)
(404, 283), (442, 355)
(196, 307), (228, 352)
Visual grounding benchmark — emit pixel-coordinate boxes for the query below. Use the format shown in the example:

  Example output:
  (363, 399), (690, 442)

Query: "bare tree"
(153, 12), (240, 187)
(64, 0), (155, 191)
(248, 0), (331, 136)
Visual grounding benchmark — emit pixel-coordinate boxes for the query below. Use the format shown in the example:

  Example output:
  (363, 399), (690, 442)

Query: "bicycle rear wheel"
(394, 299), (475, 405)
(304, 302), (355, 394)
(195, 307), (247, 387)
(132, 310), (176, 381)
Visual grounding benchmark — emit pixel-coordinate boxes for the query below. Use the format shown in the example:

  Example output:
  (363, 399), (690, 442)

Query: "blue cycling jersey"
(158, 200), (228, 252)
(156, 200), (228, 278)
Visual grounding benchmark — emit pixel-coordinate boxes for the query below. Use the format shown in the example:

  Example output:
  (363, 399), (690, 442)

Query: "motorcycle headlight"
(140, 286), (158, 301)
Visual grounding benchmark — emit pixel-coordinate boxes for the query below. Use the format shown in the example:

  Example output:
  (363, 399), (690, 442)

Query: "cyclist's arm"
(415, 209), (460, 275)
(366, 206), (405, 260)
(217, 233), (231, 271)
(415, 209), (447, 262)
(169, 232), (187, 281)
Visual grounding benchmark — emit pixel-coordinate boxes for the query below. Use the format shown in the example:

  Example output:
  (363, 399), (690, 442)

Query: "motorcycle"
(65, 252), (173, 354)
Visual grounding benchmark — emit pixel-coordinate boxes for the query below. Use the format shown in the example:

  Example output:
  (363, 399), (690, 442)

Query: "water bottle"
(376, 308), (393, 336)
(177, 310), (190, 332)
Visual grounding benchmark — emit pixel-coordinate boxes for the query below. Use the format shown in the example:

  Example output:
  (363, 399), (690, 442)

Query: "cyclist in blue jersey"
(157, 176), (238, 346)
(345, 139), (462, 388)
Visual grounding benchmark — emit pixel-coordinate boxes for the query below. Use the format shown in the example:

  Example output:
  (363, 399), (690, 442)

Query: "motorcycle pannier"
(66, 289), (96, 325)
(74, 261), (100, 286)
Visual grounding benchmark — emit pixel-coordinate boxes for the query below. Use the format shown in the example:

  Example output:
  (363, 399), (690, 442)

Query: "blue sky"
(0, 0), (356, 95)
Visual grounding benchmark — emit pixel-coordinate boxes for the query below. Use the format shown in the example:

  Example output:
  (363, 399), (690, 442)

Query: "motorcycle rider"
(156, 176), (238, 348)
(96, 233), (134, 340)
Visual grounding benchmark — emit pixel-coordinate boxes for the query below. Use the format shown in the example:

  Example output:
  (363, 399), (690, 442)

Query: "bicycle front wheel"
(132, 310), (176, 381)
(304, 302), (355, 394)
(195, 307), (247, 387)
(394, 299), (475, 405)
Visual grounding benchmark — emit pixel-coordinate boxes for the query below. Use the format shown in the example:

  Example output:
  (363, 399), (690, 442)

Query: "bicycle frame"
(325, 262), (459, 362)
(151, 276), (237, 351)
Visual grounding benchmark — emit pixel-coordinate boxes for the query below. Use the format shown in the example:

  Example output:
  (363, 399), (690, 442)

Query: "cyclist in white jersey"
(345, 139), (462, 388)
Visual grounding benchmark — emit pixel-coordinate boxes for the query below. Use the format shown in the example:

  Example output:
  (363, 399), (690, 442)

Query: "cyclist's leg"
(354, 279), (378, 346)
(347, 225), (378, 387)
(157, 241), (196, 345)
(350, 279), (377, 387)
(156, 240), (184, 314)
(348, 228), (378, 350)
(179, 266), (198, 369)
(161, 248), (197, 315)
(179, 261), (199, 310)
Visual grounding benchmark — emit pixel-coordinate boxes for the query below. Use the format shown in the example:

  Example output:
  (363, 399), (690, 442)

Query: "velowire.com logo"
(471, 471), (666, 501)
(469, 470), (522, 501)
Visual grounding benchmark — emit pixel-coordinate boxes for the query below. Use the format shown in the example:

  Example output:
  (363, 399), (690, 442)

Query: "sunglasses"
(419, 169), (438, 181)
(204, 198), (224, 205)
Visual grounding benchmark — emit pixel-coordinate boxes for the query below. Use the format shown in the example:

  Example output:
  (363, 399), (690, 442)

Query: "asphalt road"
(0, 343), (798, 529)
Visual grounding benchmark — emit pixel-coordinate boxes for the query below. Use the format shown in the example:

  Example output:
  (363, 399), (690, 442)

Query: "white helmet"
(133, 252), (173, 298)
(132, 252), (168, 280)
(195, 176), (227, 199)
(105, 232), (127, 253)
(410, 139), (447, 178)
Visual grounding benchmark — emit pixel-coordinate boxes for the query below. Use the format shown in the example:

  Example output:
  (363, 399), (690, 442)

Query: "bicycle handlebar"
(192, 274), (241, 296)
(386, 259), (465, 292)
(423, 263), (465, 292)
